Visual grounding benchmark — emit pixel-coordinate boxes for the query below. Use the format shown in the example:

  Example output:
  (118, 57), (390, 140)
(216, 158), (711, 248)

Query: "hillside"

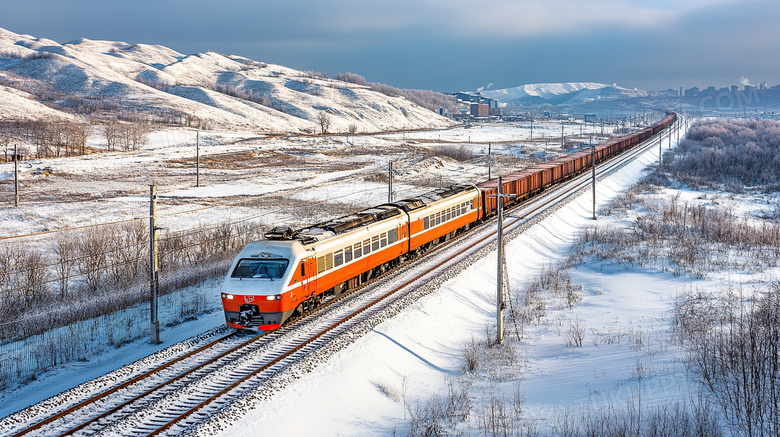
(0, 27), (454, 133)
(482, 82), (648, 106)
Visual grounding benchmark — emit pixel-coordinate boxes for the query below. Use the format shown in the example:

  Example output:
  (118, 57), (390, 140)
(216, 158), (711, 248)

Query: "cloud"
(739, 76), (753, 86)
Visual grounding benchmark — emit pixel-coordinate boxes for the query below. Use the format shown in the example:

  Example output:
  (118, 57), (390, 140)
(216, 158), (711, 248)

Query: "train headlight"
(266, 294), (282, 300)
(222, 293), (234, 300)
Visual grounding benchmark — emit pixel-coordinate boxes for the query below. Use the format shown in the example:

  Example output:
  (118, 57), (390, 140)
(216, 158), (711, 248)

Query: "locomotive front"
(221, 240), (307, 330)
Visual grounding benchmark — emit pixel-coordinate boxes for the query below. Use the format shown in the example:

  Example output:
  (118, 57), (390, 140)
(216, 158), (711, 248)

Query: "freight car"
(221, 113), (677, 330)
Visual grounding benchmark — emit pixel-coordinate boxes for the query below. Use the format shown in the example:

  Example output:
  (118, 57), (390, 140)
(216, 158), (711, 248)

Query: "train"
(220, 113), (677, 331)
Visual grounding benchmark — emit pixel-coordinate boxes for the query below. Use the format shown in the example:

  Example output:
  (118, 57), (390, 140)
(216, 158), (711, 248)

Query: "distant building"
(650, 89), (678, 97)
(470, 103), (489, 117)
(454, 92), (499, 109)
(583, 114), (598, 122)
(684, 87), (700, 98)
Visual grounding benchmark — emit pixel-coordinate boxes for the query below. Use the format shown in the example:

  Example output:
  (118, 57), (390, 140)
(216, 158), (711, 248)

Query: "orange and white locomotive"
(221, 185), (482, 330)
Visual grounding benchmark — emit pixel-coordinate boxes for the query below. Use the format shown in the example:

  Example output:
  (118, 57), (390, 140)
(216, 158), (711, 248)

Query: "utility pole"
(13, 146), (19, 207)
(388, 161), (393, 203)
(659, 129), (663, 165)
(529, 122), (533, 142)
(491, 176), (516, 344)
(561, 124), (564, 148)
(195, 130), (200, 187)
(591, 138), (597, 220)
(149, 185), (160, 344)
(488, 142), (492, 180)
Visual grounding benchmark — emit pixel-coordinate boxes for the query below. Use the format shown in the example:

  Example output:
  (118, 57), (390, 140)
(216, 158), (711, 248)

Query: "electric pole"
(591, 137), (596, 220)
(13, 146), (19, 207)
(388, 161), (393, 203)
(149, 185), (160, 344)
(488, 142), (492, 180)
(195, 130), (200, 187)
(561, 124), (564, 148)
(491, 176), (516, 344)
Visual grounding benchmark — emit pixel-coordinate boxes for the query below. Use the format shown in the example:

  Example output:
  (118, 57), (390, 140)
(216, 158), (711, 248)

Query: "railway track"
(1, 116), (685, 436)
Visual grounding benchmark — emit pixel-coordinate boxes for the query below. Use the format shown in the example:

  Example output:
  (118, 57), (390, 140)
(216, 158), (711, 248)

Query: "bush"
(664, 119), (780, 191)
(675, 284), (780, 436)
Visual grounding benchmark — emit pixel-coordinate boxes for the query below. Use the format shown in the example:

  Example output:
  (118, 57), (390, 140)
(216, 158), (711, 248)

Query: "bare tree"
(52, 233), (78, 299)
(317, 111), (331, 135)
(103, 122), (119, 151)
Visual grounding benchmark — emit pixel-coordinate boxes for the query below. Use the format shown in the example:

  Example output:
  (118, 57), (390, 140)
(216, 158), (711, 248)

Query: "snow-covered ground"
(0, 120), (627, 239)
(205, 125), (689, 436)
(0, 118), (708, 435)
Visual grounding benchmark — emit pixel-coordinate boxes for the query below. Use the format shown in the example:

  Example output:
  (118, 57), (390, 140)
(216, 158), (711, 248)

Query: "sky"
(1, 0), (778, 93)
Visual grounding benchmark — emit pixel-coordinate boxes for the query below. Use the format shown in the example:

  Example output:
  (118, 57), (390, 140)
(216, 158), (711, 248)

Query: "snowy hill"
(482, 82), (648, 106)
(0, 28), (453, 133)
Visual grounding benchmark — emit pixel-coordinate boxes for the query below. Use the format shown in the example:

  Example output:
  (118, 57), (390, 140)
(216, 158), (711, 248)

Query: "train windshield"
(231, 258), (289, 279)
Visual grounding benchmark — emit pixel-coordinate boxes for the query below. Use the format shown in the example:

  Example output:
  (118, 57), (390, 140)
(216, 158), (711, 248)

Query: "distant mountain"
(0, 28), (453, 133)
(481, 82), (648, 106)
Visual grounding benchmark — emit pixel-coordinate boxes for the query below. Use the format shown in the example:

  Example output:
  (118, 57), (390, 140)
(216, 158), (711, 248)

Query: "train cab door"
(301, 255), (316, 299)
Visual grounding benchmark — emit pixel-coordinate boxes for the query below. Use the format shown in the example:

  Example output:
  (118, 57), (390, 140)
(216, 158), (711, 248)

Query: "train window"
(300, 263), (305, 277)
(317, 256), (326, 274)
(325, 253), (334, 270)
(380, 233), (387, 247)
(345, 246), (353, 263)
(435, 212), (441, 225)
(388, 228), (398, 244)
(429, 214), (434, 227)
(423, 216), (429, 230)
(354, 242), (362, 258)
(334, 249), (343, 267)
(446, 208), (451, 221)
(232, 258), (289, 279)
(363, 239), (371, 254)
(455, 204), (460, 216)
(372, 235), (380, 251)
(462, 202), (467, 211)
(470, 199), (475, 209)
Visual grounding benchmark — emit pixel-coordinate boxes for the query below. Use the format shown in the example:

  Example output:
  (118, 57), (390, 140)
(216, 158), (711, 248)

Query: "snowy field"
(0, 116), (697, 434)
(209, 123), (694, 436)
(0, 119), (624, 239)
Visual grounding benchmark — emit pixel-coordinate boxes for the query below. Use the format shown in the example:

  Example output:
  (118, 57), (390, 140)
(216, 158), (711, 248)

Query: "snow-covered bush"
(663, 119), (780, 191)
(675, 284), (780, 436)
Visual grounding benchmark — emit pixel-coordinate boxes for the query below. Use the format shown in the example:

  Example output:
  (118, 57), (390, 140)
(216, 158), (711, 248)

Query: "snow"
(482, 82), (649, 105)
(1, 117), (722, 436)
(0, 27), (455, 133)
(0, 280), (226, 419)
(209, 124), (694, 435)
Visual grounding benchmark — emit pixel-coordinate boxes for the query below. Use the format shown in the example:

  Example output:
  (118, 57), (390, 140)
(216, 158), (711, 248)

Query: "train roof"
(265, 184), (478, 245)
